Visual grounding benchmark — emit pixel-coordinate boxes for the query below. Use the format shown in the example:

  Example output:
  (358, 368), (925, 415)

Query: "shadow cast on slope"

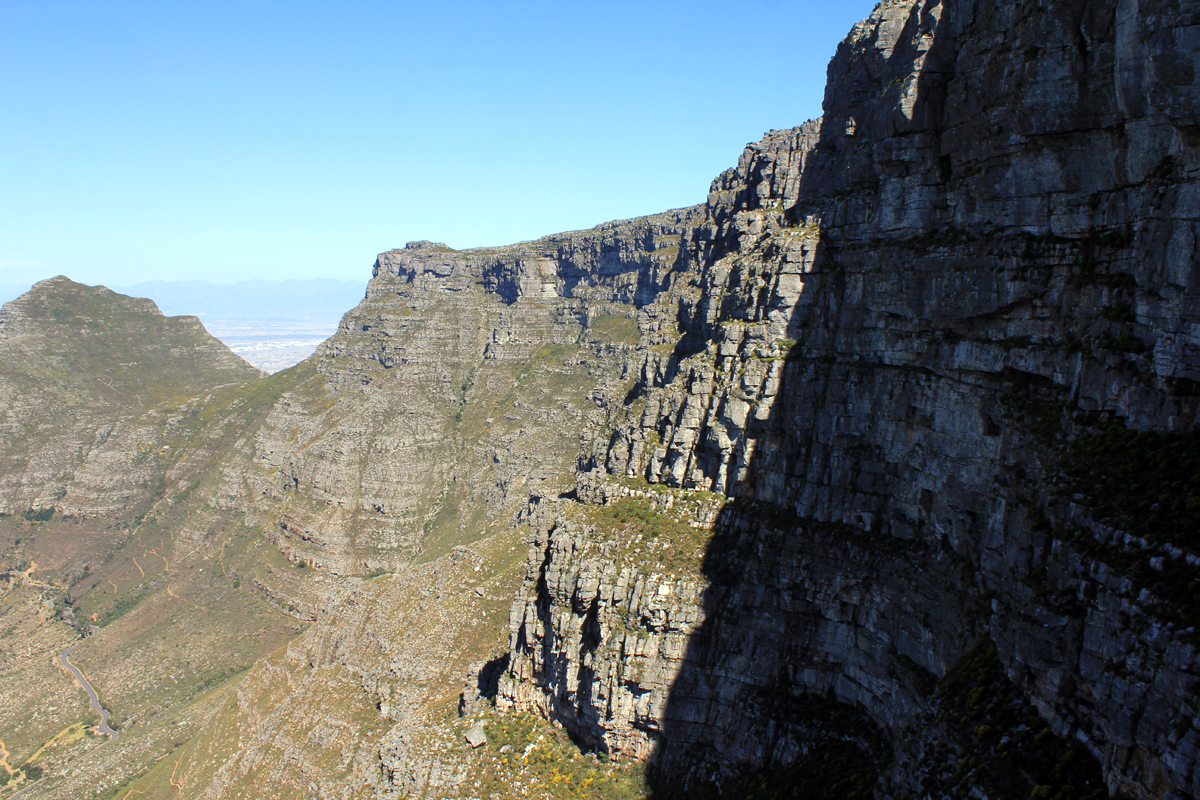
(637, 1), (1113, 796)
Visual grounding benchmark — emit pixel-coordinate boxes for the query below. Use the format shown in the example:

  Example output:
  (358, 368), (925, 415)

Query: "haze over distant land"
(113, 278), (366, 335)
(1, 2), (874, 289)
(1, 278), (364, 371)
(111, 278), (367, 372)
(0, 278), (365, 373)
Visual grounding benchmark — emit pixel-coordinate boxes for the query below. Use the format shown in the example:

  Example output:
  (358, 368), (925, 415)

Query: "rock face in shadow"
(496, 0), (1200, 797)
(7, 1), (1198, 797)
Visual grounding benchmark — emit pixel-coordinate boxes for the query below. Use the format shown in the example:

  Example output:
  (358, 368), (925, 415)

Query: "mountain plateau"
(1, 0), (1198, 798)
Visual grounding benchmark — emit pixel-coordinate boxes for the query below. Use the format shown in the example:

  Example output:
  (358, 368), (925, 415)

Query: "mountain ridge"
(2, 0), (1199, 798)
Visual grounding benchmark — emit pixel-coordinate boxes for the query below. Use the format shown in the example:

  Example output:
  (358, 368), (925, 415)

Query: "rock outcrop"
(495, 0), (1200, 797)
(3, 0), (1199, 798)
(240, 208), (702, 575)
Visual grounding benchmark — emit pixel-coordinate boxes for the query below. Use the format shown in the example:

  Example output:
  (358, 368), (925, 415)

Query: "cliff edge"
(495, 0), (1200, 797)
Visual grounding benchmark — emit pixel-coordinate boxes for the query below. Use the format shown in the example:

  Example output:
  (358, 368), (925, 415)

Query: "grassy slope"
(0, 277), (655, 799)
(0, 280), (322, 799)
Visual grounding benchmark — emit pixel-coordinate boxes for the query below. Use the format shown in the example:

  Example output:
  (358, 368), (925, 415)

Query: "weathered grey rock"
(6, 0), (1199, 797)
(495, 0), (1200, 797)
(464, 721), (487, 749)
(239, 208), (704, 575)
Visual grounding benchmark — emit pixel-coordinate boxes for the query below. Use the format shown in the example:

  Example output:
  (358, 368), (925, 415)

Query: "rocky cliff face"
(239, 208), (701, 575)
(494, 0), (1200, 797)
(3, 1), (1198, 798)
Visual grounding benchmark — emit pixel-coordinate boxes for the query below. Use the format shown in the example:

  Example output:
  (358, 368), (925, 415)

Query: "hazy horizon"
(1, 0), (877, 289)
(0, 277), (369, 372)
(2, 276), (366, 324)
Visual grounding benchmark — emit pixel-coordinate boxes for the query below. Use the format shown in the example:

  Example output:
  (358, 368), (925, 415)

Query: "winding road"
(59, 645), (117, 741)
(5, 643), (117, 799)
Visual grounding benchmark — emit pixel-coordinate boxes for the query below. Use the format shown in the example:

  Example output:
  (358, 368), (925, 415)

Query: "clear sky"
(2, 0), (877, 289)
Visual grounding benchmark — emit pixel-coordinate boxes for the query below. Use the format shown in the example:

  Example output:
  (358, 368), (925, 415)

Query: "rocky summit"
(1, 0), (1199, 799)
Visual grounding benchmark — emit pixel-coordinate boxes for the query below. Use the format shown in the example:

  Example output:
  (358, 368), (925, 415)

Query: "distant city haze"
(121, 278), (367, 373)
(1, 278), (367, 373)
(114, 278), (366, 336)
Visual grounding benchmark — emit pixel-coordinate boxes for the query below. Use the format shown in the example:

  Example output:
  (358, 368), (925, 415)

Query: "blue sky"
(2, 1), (877, 289)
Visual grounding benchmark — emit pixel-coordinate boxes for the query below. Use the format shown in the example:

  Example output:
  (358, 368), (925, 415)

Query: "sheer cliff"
(2, 0), (1199, 798)
(238, 207), (700, 576)
(495, 0), (1200, 797)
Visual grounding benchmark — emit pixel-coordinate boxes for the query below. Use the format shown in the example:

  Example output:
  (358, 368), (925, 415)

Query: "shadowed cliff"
(497, 0), (1200, 797)
(3, 0), (1198, 796)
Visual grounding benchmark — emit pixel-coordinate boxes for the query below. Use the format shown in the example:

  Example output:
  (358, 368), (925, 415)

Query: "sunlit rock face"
(5, 1), (1196, 797)
(0, 276), (264, 518)
(495, 0), (1200, 796)
(242, 208), (705, 576)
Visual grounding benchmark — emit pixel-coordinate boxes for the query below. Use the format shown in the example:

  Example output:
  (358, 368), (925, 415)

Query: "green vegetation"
(999, 369), (1066, 443)
(1148, 155), (1177, 182)
(585, 313), (640, 345)
(709, 742), (877, 800)
(454, 367), (478, 423)
(999, 335), (1033, 351)
(1091, 330), (1147, 355)
(516, 343), (581, 384)
(170, 359), (312, 428)
(1098, 272), (1138, 290)
(1167, 377), (1200, 396)
(0, 277), (263, 411)
(582, 496), (719, 578)
(97, 584), (151, 627)
(1071, 225), (1138, 286)
(902, 226), (976, 253)
(0, 762), (46, 789)
(1057, 426), (1200, 550)
(1100, 302), (1135, 323)
(1052, 426), (1200, 631)
(461, 710), (646, 799)
(660, 689), (886, 800)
